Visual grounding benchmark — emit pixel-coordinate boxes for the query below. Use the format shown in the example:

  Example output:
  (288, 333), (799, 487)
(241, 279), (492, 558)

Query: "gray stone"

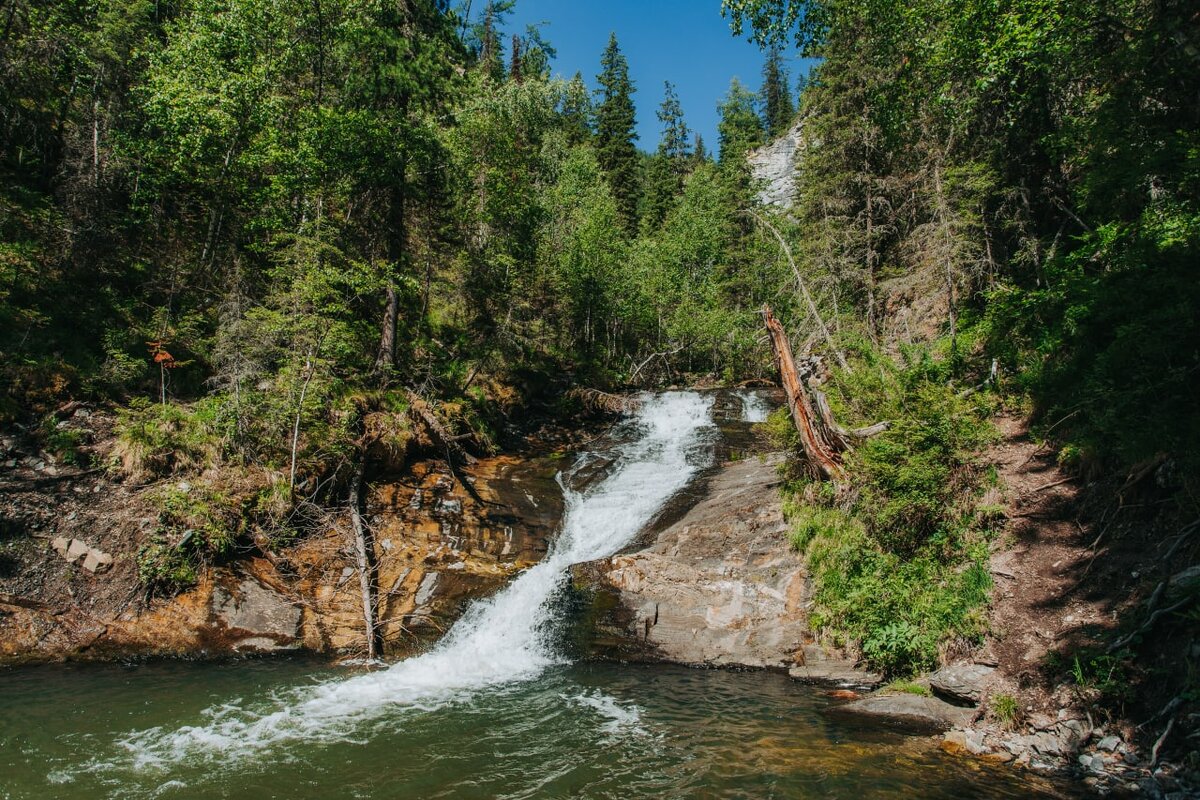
(834, 692), (976, 732)
(414, 572), (439, 607)
(1028, 731), (1065, 757)
(80, 549), (113, 573)
(747, 120), (803, 208)
(929, 662), (994, 705)
(65, 538), (89, 564)
(1098, 735), (1121, 752)
(572, 455), (813, 669)
(789, 660), (883, 690)
(213, 578), (301, 648)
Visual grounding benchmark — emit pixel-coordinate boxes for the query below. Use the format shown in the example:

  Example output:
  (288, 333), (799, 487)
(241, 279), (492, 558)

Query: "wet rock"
(929, 662), (993, 705)
(943, 728), (989, 756)
(572, 455), (816, 669)
(789, 654), (883, 690)
(835, 692), (976, 731)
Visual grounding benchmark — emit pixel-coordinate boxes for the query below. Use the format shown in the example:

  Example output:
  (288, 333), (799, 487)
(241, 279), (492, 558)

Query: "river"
(0, 392), (1069, 798)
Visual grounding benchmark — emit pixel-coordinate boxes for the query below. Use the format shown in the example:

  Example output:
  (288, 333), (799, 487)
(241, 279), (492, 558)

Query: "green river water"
(0, 658), (1071, 799)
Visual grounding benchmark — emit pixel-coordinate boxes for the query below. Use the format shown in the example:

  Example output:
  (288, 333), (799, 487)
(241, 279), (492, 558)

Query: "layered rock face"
(573, 453), (847, 672)
(747, 120), (803, 209)
(0, 453), (564, 662)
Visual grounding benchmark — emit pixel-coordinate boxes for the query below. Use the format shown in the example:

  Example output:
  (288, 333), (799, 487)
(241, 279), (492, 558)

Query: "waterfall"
(737, 389), (771, 423)
(119, 391), (716, 770)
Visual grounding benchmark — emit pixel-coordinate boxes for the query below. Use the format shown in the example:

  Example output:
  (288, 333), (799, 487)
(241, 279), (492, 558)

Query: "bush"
(783, 337), (998, 676)
(113, 397), (230, 480)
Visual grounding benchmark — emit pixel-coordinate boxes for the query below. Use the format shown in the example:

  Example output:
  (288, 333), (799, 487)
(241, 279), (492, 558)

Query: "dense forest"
(2, 0), (1197, 677)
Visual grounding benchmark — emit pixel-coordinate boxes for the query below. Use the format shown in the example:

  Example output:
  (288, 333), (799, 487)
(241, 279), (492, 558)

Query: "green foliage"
(990, 693), (1020, 728)
(114, 398), (231, 481)
(761, 47), (794, 136)
(137, 537), (199, 594)
(594, 33), (640, 233)
(784, 340), (998, 676)
(39, 415), (85, 466)
(886, 680), (931, 697)
(716, 79), (764, 163)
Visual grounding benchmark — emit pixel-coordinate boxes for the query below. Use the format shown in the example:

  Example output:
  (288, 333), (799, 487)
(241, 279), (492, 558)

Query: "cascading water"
(117, 391), (716, 771)
(737, 389), (771, 423)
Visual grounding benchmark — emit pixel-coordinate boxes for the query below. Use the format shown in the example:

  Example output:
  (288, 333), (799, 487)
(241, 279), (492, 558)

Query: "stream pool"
(0, 658), (1071, 799)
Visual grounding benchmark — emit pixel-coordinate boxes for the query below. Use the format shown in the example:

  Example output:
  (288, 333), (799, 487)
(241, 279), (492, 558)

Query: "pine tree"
(657, 82), (691, 163)
(594, 32), (640, 233)
(476, 1), (507, 82)
(692, 133), (709, 166)
(762, 47), (794, 136)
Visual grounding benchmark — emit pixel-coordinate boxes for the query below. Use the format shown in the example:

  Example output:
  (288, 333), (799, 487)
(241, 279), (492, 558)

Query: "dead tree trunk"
(761, 305), (888, 480)
(347, 456), (380, 659)
(762, 305), (846, 480)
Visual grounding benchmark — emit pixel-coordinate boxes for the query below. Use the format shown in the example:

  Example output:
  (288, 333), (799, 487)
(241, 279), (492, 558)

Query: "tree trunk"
(375, 282), (398, 371)
(347, 457), (380, 659)
(762, 305), (845, 480)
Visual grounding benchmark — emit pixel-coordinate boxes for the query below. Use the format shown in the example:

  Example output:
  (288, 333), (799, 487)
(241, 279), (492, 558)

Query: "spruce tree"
(641, 82), (693, 231)
(717, 78), (764, 162)
(594, 33), (640, 233)
(762, 47), (794, 136)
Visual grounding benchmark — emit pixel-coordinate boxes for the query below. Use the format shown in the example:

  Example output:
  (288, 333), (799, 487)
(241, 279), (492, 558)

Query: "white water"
(116, 391), (715, 771)
(737, 390), (771, 423)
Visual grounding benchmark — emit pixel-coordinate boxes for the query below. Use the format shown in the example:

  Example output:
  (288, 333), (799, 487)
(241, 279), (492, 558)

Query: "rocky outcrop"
(573, 453), (855, 673)
(834, 692), (978, 731)
(789, 650), (882, 689)
(0, 451), (564, 663)
(747, 119), (803, 208)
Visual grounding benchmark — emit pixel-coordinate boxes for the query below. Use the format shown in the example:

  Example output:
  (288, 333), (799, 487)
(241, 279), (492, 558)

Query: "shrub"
(783, 336), (998, 676)
(113, 397), (230, 480)
(990, 693), (1020, 728)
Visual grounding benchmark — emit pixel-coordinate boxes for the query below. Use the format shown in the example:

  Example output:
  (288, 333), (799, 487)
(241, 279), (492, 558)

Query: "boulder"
(213, 577), (302, 650)
(929, 662), (994, 705)
(789, 648), (883, 689)
(833, 692), (977, 732)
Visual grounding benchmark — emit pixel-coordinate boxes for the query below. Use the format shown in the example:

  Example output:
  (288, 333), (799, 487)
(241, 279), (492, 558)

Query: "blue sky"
(500, 1), (815, 151)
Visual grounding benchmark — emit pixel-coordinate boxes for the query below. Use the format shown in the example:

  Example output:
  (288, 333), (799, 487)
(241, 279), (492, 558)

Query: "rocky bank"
(0, 423), (564, 663)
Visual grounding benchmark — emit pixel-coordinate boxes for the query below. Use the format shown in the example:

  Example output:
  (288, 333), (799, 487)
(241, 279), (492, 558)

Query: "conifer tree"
(594, 33), (640, 233)
(641, 82), (693, 231)
(717, 78), (764, 162)
(762, 46), (794, 136)
(561, 71), (593, 145)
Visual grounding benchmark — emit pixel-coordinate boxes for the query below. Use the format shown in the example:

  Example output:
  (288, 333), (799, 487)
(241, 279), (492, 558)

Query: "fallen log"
(347, 456), (381, 660)
(762, 305), (886, 481)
